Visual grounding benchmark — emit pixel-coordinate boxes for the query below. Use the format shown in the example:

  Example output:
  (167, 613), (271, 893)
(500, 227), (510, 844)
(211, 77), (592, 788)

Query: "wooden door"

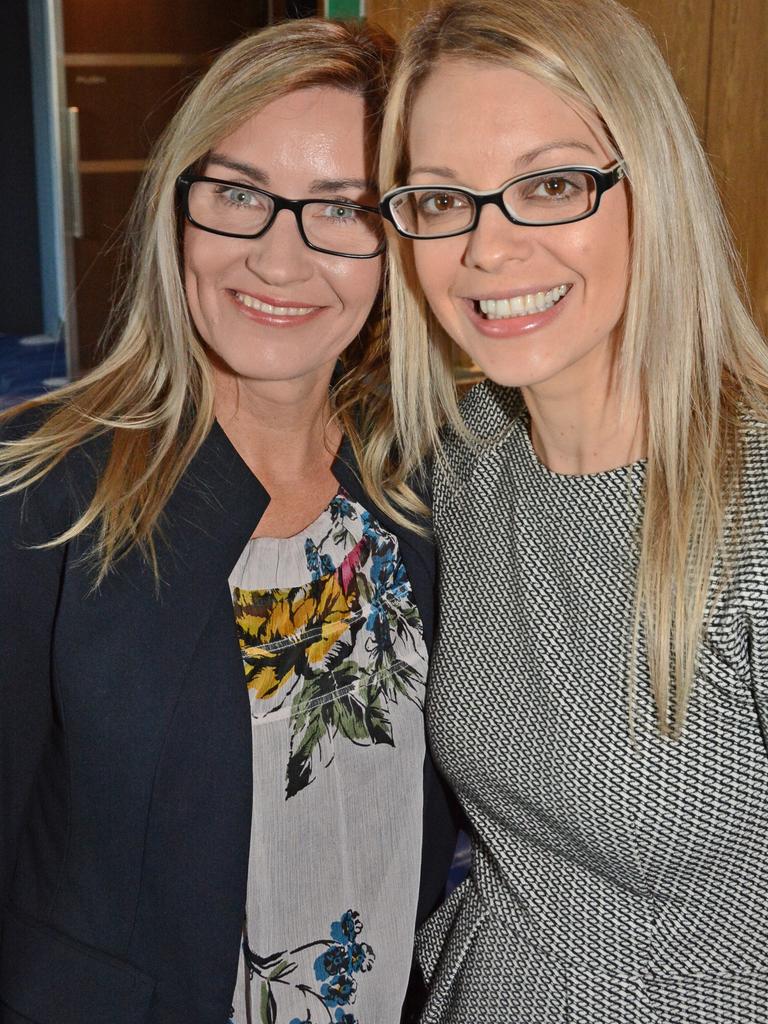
(624, 0), (768, 330)
(63, 0), (269, 370)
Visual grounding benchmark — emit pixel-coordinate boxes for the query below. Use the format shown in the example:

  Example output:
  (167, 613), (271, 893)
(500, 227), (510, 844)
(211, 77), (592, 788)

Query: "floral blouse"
(228, 490), (428, 1024)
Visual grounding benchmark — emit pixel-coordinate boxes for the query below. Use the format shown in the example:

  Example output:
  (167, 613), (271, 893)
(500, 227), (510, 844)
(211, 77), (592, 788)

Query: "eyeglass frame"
(176, 174), (386, 259)
(379, 162), (627, 239)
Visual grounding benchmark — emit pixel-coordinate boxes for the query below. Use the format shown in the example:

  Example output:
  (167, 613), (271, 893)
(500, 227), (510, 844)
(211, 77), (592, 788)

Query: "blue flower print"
(321, 974), (357, 1006)
(250, 910), (374, 1022)
(335, 1011), (358, 1024)
(331, 910), (363, 944)
(305, 539), (321, 579)
(348, 942), (375, 973)
(314, 942), (349, 980)
(330, 493), (354, 522)
(305, 538), (336, 581)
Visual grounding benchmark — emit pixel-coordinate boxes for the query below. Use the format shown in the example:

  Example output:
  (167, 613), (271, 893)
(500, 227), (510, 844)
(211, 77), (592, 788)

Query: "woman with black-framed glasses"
(379, 0), (768, 1022)
(0, 18), (458, 1024)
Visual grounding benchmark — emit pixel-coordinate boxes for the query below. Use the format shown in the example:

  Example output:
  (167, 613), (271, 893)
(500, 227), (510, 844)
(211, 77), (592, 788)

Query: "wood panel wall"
(368, 0), (768, 331)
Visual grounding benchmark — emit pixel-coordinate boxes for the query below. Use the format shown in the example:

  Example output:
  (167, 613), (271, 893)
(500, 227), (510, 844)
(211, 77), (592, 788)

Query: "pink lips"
(463, 288), (570, 338)
(229, 289), (326, 327)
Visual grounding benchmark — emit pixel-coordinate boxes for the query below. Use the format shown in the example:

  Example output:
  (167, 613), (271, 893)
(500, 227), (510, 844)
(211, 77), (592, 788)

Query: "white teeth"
(478, 284), (568, 320)
(235, 292), (316, 316)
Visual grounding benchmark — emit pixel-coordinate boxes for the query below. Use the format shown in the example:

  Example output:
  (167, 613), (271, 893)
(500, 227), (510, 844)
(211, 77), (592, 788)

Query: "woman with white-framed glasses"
(0, 18), (458, 1024)
(379, 0), (768, 1021)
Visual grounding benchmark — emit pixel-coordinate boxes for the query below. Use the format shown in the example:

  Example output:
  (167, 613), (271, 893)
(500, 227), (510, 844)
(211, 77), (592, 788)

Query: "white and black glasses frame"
(176, 174), (386, 259)
(380, 162), (627, 239)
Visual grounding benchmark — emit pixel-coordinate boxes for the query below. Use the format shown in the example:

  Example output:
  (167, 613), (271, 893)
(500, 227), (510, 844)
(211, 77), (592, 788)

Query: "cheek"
(328, 258), (382, 321)
(413, 241), (459, 309)
(183, 232), (215, 311)
(570, 206), (630, 322)
(183, 228), (240, 290)
(595, 194), (631, 301)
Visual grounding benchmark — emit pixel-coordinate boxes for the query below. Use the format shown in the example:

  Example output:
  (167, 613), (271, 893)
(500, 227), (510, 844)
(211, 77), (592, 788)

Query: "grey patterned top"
(418, 381), (768, 1024)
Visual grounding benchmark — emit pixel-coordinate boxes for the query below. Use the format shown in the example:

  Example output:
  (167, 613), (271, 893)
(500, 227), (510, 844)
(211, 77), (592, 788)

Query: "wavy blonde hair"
(380, 0), (768, 735)
(0, 17), (420, 580)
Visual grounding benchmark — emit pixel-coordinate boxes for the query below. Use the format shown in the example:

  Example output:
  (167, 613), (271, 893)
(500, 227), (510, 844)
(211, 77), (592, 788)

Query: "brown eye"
(543, 178), (568, 196)
(417, 191), (468, 217)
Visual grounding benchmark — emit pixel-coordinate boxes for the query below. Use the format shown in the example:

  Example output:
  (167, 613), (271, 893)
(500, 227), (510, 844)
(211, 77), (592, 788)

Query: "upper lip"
(230, 288), (323, 309)
(464, 284), (570, 301)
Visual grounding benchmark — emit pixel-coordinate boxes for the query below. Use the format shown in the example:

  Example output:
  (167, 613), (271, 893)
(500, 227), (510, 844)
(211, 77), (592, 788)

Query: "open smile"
(472, 284), (570, 320)
(228, 289), (327, 326)
(232, 290), (321, 316)
(462, 283), (572, 338)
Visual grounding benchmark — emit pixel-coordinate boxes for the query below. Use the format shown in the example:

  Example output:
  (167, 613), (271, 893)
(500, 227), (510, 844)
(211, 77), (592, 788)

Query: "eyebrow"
(205, 154), (375, 195)
(207, 154), (269, 186)
(409, 139), (599, 180)
(517, 139), (598, 168)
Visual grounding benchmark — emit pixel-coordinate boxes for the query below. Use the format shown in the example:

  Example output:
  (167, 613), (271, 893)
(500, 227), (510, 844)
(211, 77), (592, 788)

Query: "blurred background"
(1, 0), (766, 407)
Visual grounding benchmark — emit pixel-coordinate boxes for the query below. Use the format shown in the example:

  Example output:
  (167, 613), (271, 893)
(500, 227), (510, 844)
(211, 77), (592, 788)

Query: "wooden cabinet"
(368, 0), (768, 330)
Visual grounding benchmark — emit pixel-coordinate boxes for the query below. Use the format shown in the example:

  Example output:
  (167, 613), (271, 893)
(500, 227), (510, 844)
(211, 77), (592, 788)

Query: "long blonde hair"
(0, 17), (416, 580)
(380, 0), (768, 735)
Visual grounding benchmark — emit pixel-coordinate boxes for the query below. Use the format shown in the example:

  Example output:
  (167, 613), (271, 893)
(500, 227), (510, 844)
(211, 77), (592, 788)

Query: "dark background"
(0, 0), (315, 342)
(1, 0), (43, 335)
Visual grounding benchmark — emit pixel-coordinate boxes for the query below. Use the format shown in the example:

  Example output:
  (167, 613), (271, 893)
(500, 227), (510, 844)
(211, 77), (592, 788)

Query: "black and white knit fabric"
(418, 380), (768, 1024)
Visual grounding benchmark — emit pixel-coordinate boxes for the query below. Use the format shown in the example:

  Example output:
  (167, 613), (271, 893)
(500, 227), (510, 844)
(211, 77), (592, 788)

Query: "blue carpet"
(0, 333), (68, 409)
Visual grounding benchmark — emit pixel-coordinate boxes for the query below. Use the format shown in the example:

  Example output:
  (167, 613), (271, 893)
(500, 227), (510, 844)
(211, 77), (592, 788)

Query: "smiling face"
(183, 86), (382, 387)
(407, 60), (631, 395)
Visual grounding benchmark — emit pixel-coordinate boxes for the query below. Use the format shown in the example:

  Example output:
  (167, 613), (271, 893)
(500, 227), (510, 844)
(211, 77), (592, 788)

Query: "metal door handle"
(66, 106), (83, 239)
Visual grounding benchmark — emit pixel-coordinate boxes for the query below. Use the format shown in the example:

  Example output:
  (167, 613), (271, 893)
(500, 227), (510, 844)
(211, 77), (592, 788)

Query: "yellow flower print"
(234, 571), (359, 702)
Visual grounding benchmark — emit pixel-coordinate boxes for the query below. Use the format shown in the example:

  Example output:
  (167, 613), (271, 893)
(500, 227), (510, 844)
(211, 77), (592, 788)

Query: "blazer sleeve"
(0, 438), (66, 906)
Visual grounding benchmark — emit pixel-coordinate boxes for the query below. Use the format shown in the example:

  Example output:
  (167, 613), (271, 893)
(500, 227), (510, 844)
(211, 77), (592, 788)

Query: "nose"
(462, 203), (535, 273)
(244, 208), (314, 284)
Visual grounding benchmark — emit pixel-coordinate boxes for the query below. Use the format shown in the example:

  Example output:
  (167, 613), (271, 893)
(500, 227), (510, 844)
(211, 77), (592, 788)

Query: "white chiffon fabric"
(228, 492), (428, 1024)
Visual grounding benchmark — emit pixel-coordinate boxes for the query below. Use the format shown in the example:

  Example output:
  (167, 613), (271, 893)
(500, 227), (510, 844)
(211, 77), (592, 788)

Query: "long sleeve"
(0, 456), (66, 905)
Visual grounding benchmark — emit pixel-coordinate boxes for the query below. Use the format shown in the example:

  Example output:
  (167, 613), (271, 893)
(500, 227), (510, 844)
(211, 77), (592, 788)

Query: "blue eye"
(319, 204), (359, 223)
(214, 185), (261, 209)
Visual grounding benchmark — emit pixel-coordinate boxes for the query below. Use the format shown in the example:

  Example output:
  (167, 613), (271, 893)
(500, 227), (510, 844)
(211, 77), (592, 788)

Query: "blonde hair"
(0, 18), (416, 580)
(380, 0), (768, 735)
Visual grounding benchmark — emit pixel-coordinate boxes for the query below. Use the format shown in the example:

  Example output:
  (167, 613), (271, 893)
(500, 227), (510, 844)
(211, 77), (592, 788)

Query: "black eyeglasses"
(380, 162), (626, 239)
(176, 175), (386, 259)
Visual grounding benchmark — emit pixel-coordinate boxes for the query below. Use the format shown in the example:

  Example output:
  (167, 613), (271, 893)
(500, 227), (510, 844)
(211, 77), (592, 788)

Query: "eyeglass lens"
(187, 180), (383, 255)
(391, 170), (599, 236)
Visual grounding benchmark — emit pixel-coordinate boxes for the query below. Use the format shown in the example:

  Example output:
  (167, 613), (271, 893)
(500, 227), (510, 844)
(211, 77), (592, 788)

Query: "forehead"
(210, 86), (370, 182)
(408, 59), (611, 181)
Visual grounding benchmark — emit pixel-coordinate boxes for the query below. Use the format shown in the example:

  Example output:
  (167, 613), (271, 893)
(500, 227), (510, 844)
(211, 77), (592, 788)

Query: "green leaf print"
(331, 689), (373, 744)
(260, 979), (277, 1024)
(287, 700), (326, 798)
(363, 685), (395, 746)
(237, 492), (428, 801)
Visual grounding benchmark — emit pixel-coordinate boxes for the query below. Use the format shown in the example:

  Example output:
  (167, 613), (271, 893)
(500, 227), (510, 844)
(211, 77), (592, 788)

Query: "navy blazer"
(0, 416), (457, 1024)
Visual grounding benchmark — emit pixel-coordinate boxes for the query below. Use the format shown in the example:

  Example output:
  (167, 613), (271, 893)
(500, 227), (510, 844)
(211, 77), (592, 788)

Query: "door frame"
(28, 0), (79, 377)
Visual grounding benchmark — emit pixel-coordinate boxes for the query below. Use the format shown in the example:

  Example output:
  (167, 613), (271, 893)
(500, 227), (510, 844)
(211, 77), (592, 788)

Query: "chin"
(465, 351), (536, 390)
(207, 341), (332, 385)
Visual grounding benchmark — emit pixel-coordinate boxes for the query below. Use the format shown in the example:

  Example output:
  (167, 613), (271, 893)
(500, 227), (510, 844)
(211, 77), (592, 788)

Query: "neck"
(213, 365), (341, 486)
(522, 364), (644, 476)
